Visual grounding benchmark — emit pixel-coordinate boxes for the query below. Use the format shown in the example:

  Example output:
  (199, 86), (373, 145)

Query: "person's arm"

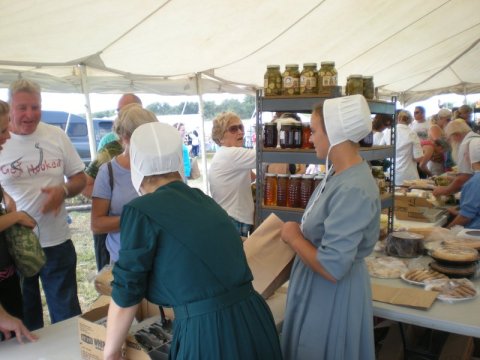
(104, 300), (139, 360)
(3, 191), (16, 213)
(428, 124), (443, 141)
(432, 173), (471, 196)
(40, 172), (87, 215)
(0, 305), (37, 343)
(447, 214), (471, 229)
(281, 221), (336, 283)
(82, 174), (95, 198)
(419, 145), (433, 177)
(0, 211), (36, 232)
(91, 197), (120, 234)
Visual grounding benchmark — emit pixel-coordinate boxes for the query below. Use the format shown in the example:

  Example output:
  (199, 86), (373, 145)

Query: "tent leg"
(196, 73), (209, 194)
(79, 64), (97, 160)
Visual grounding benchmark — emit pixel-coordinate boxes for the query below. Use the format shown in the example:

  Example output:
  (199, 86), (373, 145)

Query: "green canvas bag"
(3, 210), (46, 277)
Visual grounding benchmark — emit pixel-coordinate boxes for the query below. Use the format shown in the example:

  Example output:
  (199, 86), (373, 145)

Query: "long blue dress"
(112, 181), (282, 360)
(282, 161), (380, 360)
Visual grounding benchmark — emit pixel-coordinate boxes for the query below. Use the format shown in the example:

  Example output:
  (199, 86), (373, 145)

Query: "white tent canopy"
(1, 0), (479, 104)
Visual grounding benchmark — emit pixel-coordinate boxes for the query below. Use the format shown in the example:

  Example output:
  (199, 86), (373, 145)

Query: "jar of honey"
(300, 174), (315, 209)
(264, 173), (277, 206)
(276, 174), (289, 207)
(287, 174), (302, 208)
(301, 123), (313, 149)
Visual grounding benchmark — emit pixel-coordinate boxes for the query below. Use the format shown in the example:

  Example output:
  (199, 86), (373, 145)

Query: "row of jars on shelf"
(263, 122), (314, 149)
(264, 62), (338, 96)
(264, 173), (324, 209)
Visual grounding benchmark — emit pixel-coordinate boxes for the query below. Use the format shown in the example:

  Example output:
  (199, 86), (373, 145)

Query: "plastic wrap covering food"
(365, 256), (408, 278)
(424, 278), (477, 303)
(385, 231), (424, 258)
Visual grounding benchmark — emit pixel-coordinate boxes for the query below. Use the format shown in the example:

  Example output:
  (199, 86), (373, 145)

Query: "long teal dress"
(281, 161), (380, 360)
(112, 181), (282, 360)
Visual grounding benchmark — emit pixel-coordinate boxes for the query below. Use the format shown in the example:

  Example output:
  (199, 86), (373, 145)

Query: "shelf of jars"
(261, 145), (394, 164)
(258, 95), (396, 115)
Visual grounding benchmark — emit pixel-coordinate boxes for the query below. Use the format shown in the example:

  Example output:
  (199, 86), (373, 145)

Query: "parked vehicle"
(41, 110), (114, 163)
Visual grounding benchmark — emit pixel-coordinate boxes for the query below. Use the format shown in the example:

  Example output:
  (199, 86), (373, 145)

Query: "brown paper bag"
(244, 213), (295, 299)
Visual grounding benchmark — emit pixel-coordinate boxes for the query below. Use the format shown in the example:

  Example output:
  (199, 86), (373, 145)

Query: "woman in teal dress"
(104, 122), (282, 360)
(281, 95), (380, 360)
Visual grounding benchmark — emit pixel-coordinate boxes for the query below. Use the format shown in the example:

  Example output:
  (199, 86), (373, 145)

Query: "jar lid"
(350, 74), (363, 78)
(285, 64), (299, 68)
(278, 174), (289, 178)
(302, 174), (315, 179)
(314, 174), (325, 180)
(302, 123), (311, 127)
(290, 174), (303, 178)
(303, 62), (317, 67)
(321, 61), (335, 66)
(267, 65), (280, 69)
(265, 173), (277, 177)
(363, 75), (373, 79)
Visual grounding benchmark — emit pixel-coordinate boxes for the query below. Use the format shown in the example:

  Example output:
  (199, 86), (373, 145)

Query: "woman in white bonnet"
(104, 122), (281, 360)
(281, 95), (380, 360)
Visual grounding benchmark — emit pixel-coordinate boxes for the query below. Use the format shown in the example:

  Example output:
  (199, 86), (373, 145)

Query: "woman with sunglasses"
(208, 112), (255, 237)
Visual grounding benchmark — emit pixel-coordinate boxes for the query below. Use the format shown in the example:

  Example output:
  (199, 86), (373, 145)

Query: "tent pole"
(79, 64), (97, 160)
(195, 73), (209, 194)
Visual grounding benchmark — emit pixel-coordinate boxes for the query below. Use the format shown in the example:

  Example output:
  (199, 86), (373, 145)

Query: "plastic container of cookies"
(424, 278), (477, 303)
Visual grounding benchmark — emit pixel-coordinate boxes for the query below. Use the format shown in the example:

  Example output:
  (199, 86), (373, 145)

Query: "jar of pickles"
(263, 123), (278, 148)
(276, 174), (289, 207)
(346, 74), (363, 95)
(300, 174), (315, 209)
(264, 65), (282, 96)
(282, 64), (300, 96)
(318, 61), (338, 93)
(287, 174), (302, 208)
(300, 63), (318, 94)
(264, 173), (277, 206)
(362, 76), (374, 99)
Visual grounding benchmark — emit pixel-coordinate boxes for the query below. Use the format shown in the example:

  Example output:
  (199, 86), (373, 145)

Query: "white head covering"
(130, 122), (185, 194)
(469, 137), (480, 165)
(323, 94), (372, 147)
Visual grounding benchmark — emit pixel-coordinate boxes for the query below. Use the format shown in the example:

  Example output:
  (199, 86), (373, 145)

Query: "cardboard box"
(395, 194), (435, 208)
(78, 299), (172, 360)
(371, 283), (438, 310)
(395, 207), (446, 223)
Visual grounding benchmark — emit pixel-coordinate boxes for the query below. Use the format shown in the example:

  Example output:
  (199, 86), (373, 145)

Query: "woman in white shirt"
(208, 112), (256, 236)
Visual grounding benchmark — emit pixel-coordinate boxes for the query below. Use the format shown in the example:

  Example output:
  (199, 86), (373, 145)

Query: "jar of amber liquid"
(287, 174), (302, 208)
(300, 63), (318, 94)
(263, 123), (278, 148)
(276, 174), (289, 207)
(264, 173), (277, 206)
(300, 174), (315, 209)
(314, 174), (325, 189)
(264, 65), (282, 96)
(301, 123), (313, 149)
(282, 64), (300, 96)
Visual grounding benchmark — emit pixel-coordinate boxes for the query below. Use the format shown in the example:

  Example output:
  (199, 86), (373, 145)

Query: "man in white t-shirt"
(409, 106), (429, 140)
(0, 79), (86, 331)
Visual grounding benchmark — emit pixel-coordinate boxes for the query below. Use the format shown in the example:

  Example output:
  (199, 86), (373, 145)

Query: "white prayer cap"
(130, 122), (184, 194)
(323, 94), (372, 147)
(469, 138), (480, 164)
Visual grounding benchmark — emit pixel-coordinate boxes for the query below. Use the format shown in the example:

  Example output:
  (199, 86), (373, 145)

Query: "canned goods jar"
(318, 61), (338, 93)
(347, 74), (363, 95)
(287, 174), (302, 208)
(363, 76), (374, 99)
(264, 173), (277, 206)
(279, 120), (301, 149)
(264, 65), (282, 96)
(276, 174), (289, 206)
(282, 64), (300, 96)
(301, 123), (313, 149)
(292, 123), (302, 148)
(300, 63), (318, 94)
(314, 173), (325, 189)
(263, 123), (278, 148)
(300, 174), (315, 209)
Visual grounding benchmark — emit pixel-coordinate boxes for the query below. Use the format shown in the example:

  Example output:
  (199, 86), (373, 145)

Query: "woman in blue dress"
(104, 122), (282, 360)
(281, 95), (380, 360)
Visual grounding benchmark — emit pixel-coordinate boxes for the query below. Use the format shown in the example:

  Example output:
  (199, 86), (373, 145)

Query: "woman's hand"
(281, 222), (303, 247)
(16, 211), (37, 228)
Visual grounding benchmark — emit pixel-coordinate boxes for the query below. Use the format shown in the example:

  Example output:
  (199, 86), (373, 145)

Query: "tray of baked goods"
(424, 278), (477, 302)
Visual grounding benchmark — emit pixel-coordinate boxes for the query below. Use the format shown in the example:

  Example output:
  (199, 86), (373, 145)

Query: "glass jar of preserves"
(282, 64), (300, 96)
(300, 174), (315, 209)
(301, 123), (313, 149)
(276, 174), (289, 207)
(292, 123), (302, 148)
(287, 174), (302, 208)
(314, 173), (325, 189)
(318, 61), (338, 93)
(279, 120), (301, 148)
(263, 123), (278, 148)
(362, 76), (374, 99)
(264, 65), (282, 96)
(347, 74), (363, 95)
(264, 173), (277, 206)
(300, 63), (318, 94)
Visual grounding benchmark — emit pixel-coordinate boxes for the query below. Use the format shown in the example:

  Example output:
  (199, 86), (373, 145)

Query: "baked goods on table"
(366, 256), (408, 279)
(429, 261), (478, 278)
(385, 231), (424, 258)
(424, 278), (477, 301)
(401, 268), (448, 285)
(431, 245), (479, 263)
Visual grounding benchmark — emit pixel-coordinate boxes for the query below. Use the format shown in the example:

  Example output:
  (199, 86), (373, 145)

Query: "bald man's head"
(117, 93), (142, 111)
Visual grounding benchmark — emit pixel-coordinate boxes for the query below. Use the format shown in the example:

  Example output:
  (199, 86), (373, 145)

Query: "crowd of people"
(0, 77), (479, 360)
